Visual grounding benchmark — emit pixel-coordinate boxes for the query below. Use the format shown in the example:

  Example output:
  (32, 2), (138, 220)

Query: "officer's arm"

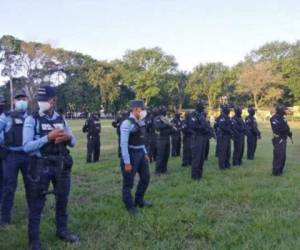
(23, 116), (49, 153)
(154, 117), (169, 129)
(82, 120), (88, 133)
(0, 113), (7, 133)
(120, 120), (132, 165)
(63, 119), (76, 147)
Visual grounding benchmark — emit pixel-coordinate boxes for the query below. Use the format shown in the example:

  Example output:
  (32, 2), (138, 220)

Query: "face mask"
(15, 100), (28, 111)
(38, 101), (51, 113)
(139, 110), (147, 120)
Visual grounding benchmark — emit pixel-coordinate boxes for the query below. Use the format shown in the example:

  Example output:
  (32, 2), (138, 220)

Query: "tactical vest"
(34, 113), (67, 156)
(89, 118), (101, 136)
(127, 118), (146, 146)
(4, 111), (26, 147)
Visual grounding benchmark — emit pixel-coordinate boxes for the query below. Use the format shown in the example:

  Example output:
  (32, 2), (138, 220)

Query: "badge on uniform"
(14, 118), (24, 124)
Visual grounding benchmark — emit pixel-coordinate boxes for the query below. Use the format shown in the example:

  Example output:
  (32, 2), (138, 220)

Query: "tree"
(237, 62), (283, 108)
(186, 63), (229, 110)
(120, 47), (178, 105)
(87, 61), (121, 113)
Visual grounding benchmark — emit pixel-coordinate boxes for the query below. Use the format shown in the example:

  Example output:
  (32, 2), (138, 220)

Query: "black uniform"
(154, 107), (174, 174)
(145, 112), (157, 162)
(0, 97), (5, 206)
(214, 115), (221, 157)
(218, 106), (232, 169)
(245, 107), (261, 160)
(270, 105), (292, 176)
(83, 114), (101, 163)
(231, 107), (247, 166)
(181, 113), (192, 167)
(112, 111), (129, 157)
(189, 101), (214, 180)
(171, 114), (182, 157)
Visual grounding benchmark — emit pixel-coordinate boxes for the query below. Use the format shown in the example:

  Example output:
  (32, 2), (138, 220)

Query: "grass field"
(1, 119), (300, 250)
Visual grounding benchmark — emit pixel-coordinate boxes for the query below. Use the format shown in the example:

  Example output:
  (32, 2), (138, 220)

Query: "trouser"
(171, 133), (181, 157)
(247, 134), (257, 160)
(121, 149), (150, 209)
(148, 134), (157, 162)
(272, 137), (287, 176)
(182, 135), (192, 166)
(233, 135), (245, 166)
(191, 134), (208, 180)
(87, 135), (100, 162)
(215, 134), (220, 157)
(1, 151), (29, 224)
(155, 137), (170, 174)
(27, 158), (71, 243)
(0, 157), (3, 204)
(218, 134), (231, 169)
(205, 139), (210, 160)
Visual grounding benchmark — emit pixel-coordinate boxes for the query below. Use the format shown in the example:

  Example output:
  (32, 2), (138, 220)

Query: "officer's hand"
(55, 132), (72, 144)
(145, 155), (150, 162)
(124, 164), (132, 173)
(48, 129), (64, 141)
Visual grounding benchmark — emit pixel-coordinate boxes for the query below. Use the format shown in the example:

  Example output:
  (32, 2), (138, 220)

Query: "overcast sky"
(0, 0), (299, 70)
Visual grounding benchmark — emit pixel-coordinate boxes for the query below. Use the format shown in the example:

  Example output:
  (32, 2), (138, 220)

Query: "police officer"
(189, 100), (213, 180)
(112, 109), (129, 158)
(231, 106), (247, 166)
(203, 111), (214, 160)
(218, 104), (233, 170)
(145, 109), (157, 163)
(245, 106), (261, 160)
(0, 95), (6, 206)
(171, 112), (182, 157)
(0, 90), (30, 226)
(214, 114), (221, 157)
(120, 100), (151, 216)
(270, 104), (292, 176)
(181, 112), (192, 167)
(83, 112), (101, 163)
(23, 85), (79, 250)
(154, 106), (175, 175)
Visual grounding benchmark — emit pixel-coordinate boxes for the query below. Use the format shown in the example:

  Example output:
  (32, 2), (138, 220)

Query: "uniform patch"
(14, 118), (24, 124)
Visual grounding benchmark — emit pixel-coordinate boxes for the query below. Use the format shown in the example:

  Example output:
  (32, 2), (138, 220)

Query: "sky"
(0, 0), (299, 71)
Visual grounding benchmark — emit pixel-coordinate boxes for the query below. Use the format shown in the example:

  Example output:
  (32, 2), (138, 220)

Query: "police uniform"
(218, 106), (232, 169)
(23, 85), (78, 250)
(214, 115), (221, 157)
(231, 107), (247, 166)
(189, 107), (212, 180)
(112, 111), (129, 158)
(0, 91), (30, 225)
(245, 107), (261, 160)
(270, 105), (292, 176)
(154, 107), (174, 174)
(0, 96), (6, 206)
(171, 114), (182, 157)
(181, 113), (192, 167)
(83, 114), (101, 162)
(145, 111), (157, 162)
(120, 100), (150, 215)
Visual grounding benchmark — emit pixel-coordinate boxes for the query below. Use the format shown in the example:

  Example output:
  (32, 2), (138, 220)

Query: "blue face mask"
(15, 100), (28, 111)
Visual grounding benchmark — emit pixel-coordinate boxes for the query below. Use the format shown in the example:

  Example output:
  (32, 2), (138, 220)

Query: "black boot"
(57, 230), (79, 243)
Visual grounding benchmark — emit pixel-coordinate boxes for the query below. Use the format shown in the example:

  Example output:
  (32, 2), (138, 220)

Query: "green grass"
(1, 120), (300, 250)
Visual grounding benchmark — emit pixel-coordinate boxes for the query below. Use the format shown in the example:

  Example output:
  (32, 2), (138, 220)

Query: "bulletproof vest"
(4, 111), (26, 147)
(34, 113), (67, 156)
(88, 117), (101, 136)
(127, 118), (146, 146)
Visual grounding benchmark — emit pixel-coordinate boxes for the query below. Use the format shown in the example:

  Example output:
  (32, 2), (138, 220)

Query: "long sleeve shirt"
(23, 111), (76, 157)
(120, 113), (147, 165)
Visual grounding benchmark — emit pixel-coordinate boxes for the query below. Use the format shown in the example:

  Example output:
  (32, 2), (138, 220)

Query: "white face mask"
(38, 101), (51, 113)
(139, 110), (147, 120)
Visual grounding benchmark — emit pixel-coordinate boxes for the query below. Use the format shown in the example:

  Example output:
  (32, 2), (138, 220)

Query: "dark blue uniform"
(171, 115), (182, 157)
(245, 112), (261, 160)
(189, 110), (212, 179)
(23, 111), (76, 246)
(0, 111), (30, 224)
(145, 112), (157, 162)
(154, 115), (174, 174)
(231, 110), (247, 166)
(120, 115), (150, 211)
(214, 115), (221, 157)
(270, 111), (292, 176)
(181, 113), (192, 167)
(218, 112), (232, 169)
(83, 114), (101, 162)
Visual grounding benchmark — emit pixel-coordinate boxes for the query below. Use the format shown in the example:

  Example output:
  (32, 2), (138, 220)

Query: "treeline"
(0, 35), (299, 113)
